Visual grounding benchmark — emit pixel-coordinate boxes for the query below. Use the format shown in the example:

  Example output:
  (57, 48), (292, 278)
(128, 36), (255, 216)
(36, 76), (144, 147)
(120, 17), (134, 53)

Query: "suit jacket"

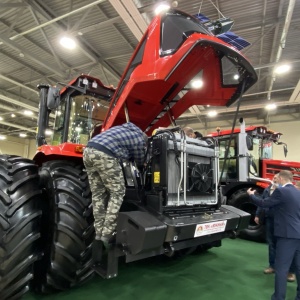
(250, 184), (300, 239)
(255, 185), (272, 221)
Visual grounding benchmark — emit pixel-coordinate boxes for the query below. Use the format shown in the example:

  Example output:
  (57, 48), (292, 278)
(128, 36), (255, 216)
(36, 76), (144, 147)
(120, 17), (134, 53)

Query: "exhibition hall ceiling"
(0, 0), (299, 138)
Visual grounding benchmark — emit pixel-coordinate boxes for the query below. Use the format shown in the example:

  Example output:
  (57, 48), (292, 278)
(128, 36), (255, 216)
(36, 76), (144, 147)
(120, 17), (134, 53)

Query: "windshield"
(161, 11), (211, 56)
(49, 94), (110, 145)
(221, 56), (245, 86)
(261, 140), (273, 159)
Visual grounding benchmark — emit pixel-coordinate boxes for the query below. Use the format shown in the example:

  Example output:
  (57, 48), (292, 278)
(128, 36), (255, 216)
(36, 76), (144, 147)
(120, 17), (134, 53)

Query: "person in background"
(83, 122), (147, 261)
(183, 127), (203, 139)
(247, 170), (300, 300)
(194, 131), (203, 139)
(254, 174), (279, 274)
(254, 174), (295, 281)
(295, 181), (300, 190)
(183, 127), (196, 138)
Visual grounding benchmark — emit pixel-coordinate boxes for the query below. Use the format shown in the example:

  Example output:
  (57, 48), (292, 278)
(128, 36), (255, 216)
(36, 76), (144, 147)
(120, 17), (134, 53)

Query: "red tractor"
(208, 118), (300, 241)
(0, 9), (257, 300)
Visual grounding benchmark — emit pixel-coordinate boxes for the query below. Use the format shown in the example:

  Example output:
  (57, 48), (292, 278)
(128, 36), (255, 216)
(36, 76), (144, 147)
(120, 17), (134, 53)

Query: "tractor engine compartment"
(117, 129), (251, 263)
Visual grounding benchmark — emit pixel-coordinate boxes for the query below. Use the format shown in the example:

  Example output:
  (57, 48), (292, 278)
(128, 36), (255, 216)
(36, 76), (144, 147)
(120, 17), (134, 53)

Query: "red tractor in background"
(0, 9), (258, 300)
(207, 119), (300, 242)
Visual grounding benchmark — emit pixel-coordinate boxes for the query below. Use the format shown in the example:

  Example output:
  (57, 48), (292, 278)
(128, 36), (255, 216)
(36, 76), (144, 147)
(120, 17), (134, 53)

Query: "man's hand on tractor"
(247, 188), (256, 195)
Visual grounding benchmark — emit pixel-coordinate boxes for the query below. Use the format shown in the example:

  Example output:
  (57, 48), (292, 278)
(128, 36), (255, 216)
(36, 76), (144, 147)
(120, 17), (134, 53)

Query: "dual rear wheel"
(0, 157), (94, 299)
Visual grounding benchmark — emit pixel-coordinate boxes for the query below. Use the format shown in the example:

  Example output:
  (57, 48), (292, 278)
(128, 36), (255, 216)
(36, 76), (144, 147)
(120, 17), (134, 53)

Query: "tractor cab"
(50, 76), (114, 146)
(34, 75), (115, 164)
(101, 9), (257, 133)
(208, 119), (285, 183)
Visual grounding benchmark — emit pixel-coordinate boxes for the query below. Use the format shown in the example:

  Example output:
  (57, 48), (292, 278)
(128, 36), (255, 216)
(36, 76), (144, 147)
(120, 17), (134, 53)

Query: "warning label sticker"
(153, 172), (160, 183)
(194, 220), (227, 237)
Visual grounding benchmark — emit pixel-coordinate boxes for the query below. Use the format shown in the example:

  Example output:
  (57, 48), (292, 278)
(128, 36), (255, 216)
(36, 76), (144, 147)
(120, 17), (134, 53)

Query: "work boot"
(100, 232), (117, 250)
(287, 273), (296, 282)
(264, 267), (275, 274)
(92, 239), (104, 264)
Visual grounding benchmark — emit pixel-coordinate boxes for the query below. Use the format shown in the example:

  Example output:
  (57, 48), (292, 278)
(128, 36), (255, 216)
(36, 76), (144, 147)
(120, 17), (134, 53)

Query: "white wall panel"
(1, 120), (299, 163)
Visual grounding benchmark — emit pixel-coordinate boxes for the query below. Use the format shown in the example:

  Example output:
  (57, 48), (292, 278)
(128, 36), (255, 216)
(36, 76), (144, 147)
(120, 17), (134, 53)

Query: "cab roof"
(101, 9), (257, 135)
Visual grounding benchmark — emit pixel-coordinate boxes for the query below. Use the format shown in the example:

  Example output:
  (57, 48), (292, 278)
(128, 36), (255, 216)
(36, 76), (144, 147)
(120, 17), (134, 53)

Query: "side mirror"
(47, 86), (60, 110)
(276, 141), (288, 158)
(283, 144), (288, 158)
(246, 135), (253, 151)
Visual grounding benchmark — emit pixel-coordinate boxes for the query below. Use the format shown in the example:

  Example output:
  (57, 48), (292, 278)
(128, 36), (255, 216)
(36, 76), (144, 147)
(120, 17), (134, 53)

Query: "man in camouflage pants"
(83, 122), (147, 259)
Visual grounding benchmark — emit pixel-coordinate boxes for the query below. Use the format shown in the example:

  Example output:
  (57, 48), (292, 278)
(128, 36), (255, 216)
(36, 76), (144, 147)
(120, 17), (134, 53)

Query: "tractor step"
(91, 245), (120, 279)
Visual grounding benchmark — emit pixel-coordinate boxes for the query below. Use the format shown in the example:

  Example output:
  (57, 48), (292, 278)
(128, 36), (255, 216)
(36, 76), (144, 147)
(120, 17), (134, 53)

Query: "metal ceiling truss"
(0, 0), (299, 138)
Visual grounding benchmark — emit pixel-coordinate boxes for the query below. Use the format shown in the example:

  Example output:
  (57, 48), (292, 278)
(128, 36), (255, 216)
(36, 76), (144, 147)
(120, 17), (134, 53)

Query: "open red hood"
(102, 9), (257, 135)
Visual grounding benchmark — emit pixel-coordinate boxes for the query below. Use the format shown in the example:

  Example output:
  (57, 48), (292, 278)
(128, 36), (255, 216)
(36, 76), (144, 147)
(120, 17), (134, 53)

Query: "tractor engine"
(144, 130), (220, 211)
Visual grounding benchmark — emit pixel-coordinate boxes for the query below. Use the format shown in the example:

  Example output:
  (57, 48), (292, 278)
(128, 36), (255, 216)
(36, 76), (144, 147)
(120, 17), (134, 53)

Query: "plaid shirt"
(87, 122), (146, 165)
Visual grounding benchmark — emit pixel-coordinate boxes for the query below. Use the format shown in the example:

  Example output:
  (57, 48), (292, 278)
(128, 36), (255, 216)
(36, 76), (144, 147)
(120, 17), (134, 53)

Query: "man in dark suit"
(247, 170), (300, 300)
(254, 174), (295, 281)
(254, 174), (278, 273)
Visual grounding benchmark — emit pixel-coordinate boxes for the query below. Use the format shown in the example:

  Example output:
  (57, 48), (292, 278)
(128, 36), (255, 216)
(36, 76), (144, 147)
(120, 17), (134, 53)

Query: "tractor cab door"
(218, 134), (260, 182)
(219, 137), (238, 181)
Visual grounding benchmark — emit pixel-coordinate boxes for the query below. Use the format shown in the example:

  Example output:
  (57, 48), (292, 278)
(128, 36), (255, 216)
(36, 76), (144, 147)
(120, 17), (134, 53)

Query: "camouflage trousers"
(83, 147), (125, 240)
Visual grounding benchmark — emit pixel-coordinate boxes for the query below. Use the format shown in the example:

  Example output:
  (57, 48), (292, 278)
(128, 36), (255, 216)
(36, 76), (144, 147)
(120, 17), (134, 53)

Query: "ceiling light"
(60, 36), (76, 50)
(45, 129), (53, 136)
(265, 103), (277, 110)
(191, 79), (204, 89)
(207, 110), (218, 117)
(155, 3), (170, 15)
(233, 74), (239, 80)
(0, 135), (6, 140)
(19, 133), (27, 138)
(11, 113), (16, 117)
(0, 116), (3, 121)
(274, 64), (291, 74)
(24, 110), (33, 116)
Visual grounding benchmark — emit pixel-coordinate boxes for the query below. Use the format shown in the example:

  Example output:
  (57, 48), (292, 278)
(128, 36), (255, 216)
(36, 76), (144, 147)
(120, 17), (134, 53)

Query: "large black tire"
(228, 188), (265, 242)
(33, 160), (95, 293)
(0, 155), (42, 300)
